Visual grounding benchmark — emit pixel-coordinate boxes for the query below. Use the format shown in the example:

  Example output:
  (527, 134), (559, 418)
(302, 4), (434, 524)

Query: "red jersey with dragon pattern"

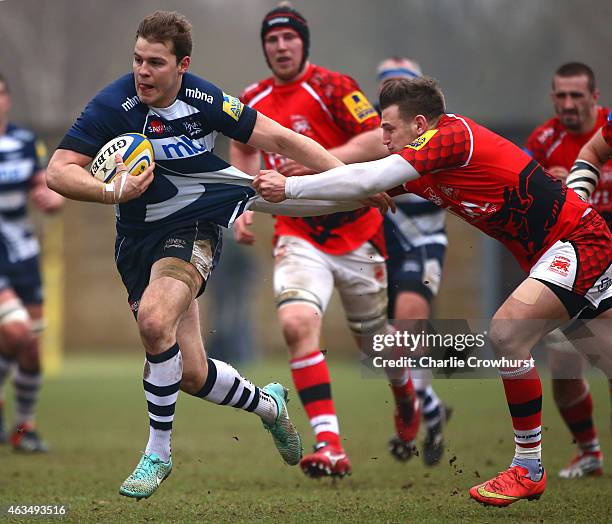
(526, 107), (612, 219)
(389, 114), (590, 272)
(241, 63), (384, 255)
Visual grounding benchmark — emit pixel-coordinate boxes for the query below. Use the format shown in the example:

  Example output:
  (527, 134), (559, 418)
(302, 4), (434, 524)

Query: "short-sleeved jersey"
(59, 73), (258, 236)
(526, 107), (612, 218)
(0, 123), (45, 263)
(391, 114), (590, 273)
(240, 63), (383, 255)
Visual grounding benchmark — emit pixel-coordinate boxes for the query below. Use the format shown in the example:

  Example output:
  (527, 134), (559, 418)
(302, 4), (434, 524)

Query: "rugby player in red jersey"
(526, 62), (611, 479)
(229, 5), (421, 478)
(254, 77), (612, 506)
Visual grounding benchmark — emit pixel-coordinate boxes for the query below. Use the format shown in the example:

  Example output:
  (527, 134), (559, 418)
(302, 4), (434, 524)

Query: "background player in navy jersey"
(526, 63), (611, 479)
(230, 5), (420, 478)
(254, 77), (612, 506)
(46, 11), (376, 500)
(375, 57), (452, 466)
(0, 73), (64, 451)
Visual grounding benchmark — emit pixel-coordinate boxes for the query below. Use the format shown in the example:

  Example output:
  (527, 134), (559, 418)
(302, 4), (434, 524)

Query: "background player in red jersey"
(526, 62), (611, 478)
(253, 77), (612, 506)
(230, 5), (420, 478)
(567, 111), (612, 433)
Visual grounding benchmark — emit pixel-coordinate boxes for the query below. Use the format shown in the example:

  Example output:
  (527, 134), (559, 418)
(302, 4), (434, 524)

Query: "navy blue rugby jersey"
(0, 123), (44, 263)
(59, 73), (258, 235)
(383, 192), (447, 256)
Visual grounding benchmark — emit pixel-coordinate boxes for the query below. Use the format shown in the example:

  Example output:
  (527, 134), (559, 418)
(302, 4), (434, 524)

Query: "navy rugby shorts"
(0, 255), (43, 305)
(114, 220), (222, 316)
(386, 243), (446, 318)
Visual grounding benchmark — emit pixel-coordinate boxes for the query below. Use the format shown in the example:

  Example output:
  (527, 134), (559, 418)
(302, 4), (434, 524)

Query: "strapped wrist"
(102, 181), (116, 204)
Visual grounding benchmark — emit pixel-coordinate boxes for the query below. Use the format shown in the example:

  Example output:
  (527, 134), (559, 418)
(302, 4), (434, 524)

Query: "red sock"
(290, 350), (340, 447)
(501, 365), (542, 456)
(559, 391), (600, 454)
(390, 372), (416, 403)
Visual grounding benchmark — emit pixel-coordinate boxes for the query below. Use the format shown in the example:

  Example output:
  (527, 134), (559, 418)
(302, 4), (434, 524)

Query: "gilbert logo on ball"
(90, 133), (154, 183)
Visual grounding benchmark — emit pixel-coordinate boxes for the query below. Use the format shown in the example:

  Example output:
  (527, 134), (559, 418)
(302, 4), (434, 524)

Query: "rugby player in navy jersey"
(0, 73), (64, 451)
(46, 11), (379, 499)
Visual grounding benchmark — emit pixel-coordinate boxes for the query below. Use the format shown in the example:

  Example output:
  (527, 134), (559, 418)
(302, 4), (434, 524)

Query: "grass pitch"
(0, 355), (610, 523)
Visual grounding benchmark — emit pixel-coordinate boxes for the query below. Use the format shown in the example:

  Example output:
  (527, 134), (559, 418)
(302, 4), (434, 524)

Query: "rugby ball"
(90, 133), (154, 183)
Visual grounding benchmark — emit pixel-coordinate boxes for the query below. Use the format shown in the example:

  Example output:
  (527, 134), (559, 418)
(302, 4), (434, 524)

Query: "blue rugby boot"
(261, 383), (303, 466)
(119, 453), (172, 499)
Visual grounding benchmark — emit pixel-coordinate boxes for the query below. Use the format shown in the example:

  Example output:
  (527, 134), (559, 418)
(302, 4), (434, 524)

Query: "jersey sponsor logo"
(35, 140), (47, 164)
(222, 92), (243, 121)
(290, 114), (312, 134)
(121, 95), (140, 112)
(185, 87), (214, 104)
(147, 119), (169, 135)
(0, 166), (33, 184)
(342, 91), (377, 123)
(405, 129), (438, 151)
(159, 136), (207, 159)
(548, 255), (571, 277)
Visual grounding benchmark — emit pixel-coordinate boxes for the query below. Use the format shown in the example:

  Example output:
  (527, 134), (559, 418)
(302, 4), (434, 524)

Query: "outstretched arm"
(278, 127), (389, 177)
(246, 195), (363, 217)
(254, 154), (419, 202)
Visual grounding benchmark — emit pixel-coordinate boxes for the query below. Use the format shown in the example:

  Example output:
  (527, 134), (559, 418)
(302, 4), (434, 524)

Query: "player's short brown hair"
(379, 77), (445, 122)
(553, 62), (596, 92)
(0, 73), (8, 93)
(136, 11), (193, 63)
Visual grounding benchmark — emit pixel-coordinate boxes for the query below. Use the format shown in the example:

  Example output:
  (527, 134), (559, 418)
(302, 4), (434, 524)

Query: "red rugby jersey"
(240, 63), (383, 255)
(603, 114), (612, 147)
(391, 114), (589, 272)
(526, 107), (612, 217)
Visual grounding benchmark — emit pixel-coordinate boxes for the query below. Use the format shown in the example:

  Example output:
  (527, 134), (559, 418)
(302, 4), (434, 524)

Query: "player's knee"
(277, 289), (322, 345)
(280, 313), (319, 346)
(0, 299), (31, 351)
(488, 322), (522, 358)
(29, 318), (46, 335)
(0, 323), (30, 354)
(137, 308), (172, 348)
